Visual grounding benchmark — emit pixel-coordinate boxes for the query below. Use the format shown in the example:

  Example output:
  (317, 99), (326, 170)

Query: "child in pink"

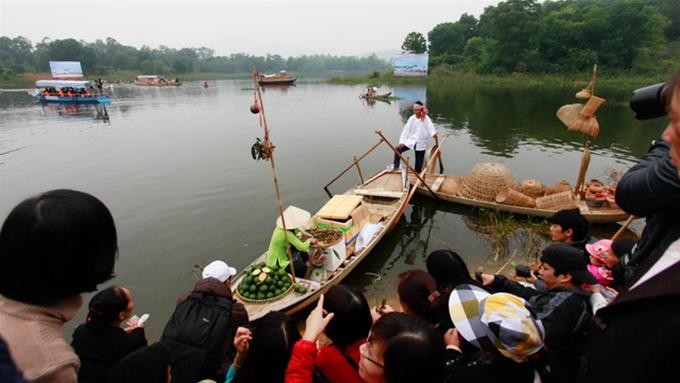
(585, 239), (616, 286)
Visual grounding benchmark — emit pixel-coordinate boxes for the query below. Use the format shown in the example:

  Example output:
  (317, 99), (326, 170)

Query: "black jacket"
(490, 276), (592, 383)
(614, 139), (680, 287)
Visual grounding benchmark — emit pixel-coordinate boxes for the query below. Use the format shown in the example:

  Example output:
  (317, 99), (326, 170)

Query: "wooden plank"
(316, 195), (363, 220)
(430, 176), (445, 192)
(353, 189), (403, 199)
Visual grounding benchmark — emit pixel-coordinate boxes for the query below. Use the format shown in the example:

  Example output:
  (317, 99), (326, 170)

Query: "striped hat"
(448, 284), (545, 362)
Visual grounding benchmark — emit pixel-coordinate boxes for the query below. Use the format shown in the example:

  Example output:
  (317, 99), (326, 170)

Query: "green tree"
(401, 32), (427, 53)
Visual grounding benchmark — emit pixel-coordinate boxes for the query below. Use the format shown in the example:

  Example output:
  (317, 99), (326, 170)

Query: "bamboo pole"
(252, 66), (297, 283)
(575, 139), (591, 198)
(353, 156), (365, 185)
(611, 215), (636, 242)
(323, 139), (384, 192)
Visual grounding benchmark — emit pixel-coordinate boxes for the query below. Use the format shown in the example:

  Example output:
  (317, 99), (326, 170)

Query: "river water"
(0, 79), (665, 339)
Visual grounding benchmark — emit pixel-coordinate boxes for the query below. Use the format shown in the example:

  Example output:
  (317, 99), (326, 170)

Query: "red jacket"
(316, 339), (364, 383)
(285, 340), (316, 383)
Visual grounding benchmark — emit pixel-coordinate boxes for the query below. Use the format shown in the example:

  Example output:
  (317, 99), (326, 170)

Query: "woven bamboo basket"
(545, 180), (573, 195)
(535, 190), (578, 210)
(460, 163), (514, 202)
(557, 104), (584, 129)
(580, 96), (606, 117)
(235, 277), (296, 304)
(496, 188), (536, 208)
(520, 179), (547, 198)
(568, 115), (600, 139)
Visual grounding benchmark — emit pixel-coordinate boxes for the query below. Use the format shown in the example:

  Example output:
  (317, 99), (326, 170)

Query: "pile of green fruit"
(237, 262), (294, 301)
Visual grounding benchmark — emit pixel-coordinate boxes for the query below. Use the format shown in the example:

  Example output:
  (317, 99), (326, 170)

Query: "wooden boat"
(233, 169), (409, 320)
(257, 70), (297, 85)
(415, 173), (629, 224)
(31, 80), (110, 104)
(134, 75), (181, 86)
(360, 92), (392, 99)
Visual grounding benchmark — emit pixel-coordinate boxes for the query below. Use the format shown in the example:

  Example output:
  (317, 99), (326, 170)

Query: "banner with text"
(49, 61), (83, 78)
(392, 53), (428, 77)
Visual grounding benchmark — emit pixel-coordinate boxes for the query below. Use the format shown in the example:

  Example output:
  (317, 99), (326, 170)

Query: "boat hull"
(257, 78), (297, 85)
(360, 92), (392, 99)
(232, 170), (408, 320)
(34, 94), (110, 104)
(416, 174), (629, 224)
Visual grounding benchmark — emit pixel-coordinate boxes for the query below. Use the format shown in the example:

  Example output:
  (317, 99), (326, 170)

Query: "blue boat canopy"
(35, 80), (94, 89)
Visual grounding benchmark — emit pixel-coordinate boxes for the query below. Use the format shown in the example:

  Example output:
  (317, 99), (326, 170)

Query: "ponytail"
(397, 269), (442, 324)
(86, 286), (128, 327)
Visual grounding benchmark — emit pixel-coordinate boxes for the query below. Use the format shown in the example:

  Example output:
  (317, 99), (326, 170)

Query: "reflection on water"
(0, 80), (651, 339)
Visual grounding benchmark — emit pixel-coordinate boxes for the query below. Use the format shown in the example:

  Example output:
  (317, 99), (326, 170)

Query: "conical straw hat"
(556, 104), (584, 128)
(276, 206), (312, 229)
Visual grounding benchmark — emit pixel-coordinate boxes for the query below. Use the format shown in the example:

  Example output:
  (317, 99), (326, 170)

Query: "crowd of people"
(1, 69), (679, 382)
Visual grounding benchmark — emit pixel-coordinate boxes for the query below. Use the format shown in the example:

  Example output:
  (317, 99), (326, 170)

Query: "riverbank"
(1, 67), (667, 92)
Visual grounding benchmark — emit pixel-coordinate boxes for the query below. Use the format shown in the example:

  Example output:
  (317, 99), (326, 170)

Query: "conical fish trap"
(569, 116), (600, 139)
(535, 190), (578, 210)
(557, 104), (584, 129)
(496, 188), (536, 208)
(520, 179), (547, 198)
(460, 163), (514, 202)
(545, 180), (573, 195)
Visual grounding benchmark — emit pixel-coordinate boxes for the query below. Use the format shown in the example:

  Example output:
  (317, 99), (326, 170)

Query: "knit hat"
(202, 260), (237, 282)
(541, 244), (597, 285)
(448, 284), (545, 362)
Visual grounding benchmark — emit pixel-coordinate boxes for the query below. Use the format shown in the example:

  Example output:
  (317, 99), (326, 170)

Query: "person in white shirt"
(393, 101), (438, 173)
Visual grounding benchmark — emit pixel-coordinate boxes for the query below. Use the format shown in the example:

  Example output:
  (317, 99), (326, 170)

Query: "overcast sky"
(1, 0), (499, 57)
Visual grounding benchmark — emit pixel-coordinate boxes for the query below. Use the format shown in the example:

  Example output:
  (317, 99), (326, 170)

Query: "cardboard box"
(321, 236), (347, 272)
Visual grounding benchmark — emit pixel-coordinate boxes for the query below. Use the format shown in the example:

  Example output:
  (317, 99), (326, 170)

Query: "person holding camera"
(576, 69), (680, 382)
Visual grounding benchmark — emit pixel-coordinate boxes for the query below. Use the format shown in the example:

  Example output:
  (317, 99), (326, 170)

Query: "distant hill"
(359, 49), (400, 62)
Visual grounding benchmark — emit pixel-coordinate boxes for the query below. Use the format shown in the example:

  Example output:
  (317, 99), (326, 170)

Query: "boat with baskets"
(414, 169), (629, 224)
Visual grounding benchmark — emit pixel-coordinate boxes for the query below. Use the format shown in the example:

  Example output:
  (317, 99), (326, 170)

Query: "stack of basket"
(459, 163), (515, 202)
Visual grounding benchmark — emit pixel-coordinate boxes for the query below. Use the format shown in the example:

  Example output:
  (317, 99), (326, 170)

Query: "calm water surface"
(0, 80), (666, 339)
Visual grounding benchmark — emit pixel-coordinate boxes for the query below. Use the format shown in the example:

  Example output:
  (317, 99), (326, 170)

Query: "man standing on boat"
(393, 101), (438, 173)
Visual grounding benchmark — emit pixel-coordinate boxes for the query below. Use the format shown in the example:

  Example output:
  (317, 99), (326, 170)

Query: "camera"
(630, 82), (670, 120)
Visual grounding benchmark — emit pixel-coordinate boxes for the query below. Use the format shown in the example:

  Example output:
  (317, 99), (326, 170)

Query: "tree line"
(401, 0), (680, 76)
(0, 36), (389, 80)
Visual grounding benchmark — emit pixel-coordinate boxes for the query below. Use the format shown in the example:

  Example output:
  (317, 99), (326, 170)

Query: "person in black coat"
(72, 286), (147, 383)
(576, 69), (680, 382)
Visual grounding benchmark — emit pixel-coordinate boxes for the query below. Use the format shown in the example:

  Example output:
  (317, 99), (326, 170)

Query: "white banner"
(49, 61), (83, 78)
(392, 53), (428, 77)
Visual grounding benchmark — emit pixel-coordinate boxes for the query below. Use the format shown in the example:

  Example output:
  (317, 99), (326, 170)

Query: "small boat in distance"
(134, 75), (181, 86)
(257, 70), (297, 85)
(360, 91), (392, 99)
(30, 80), (110, 104)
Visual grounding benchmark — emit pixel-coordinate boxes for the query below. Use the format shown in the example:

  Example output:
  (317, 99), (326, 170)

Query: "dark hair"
(414, 100), (424, 106)
(322, 284), (371, 348)
(0, 189), (118, 305)
(86, 286), (129, 328)
(426, 249), (477, 293)
(370, 313), (444, 383)
(107, 342), (170, 383)
(397, 269), (442, 324)
(550, 209), (589, 241)
(611, 238), (637, 259)
(233, 311), (300, 383)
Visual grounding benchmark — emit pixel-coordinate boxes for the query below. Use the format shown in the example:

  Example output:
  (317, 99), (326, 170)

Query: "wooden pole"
(575, 140), (591, 198)
(252, 66), (297, 283)
(323, 139), (384, 191)
(611, 215), (636, 242)
(353, 156), (365, 185)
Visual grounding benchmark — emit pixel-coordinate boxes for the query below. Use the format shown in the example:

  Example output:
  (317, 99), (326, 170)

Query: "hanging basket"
(495, 188), (536, 208)
(535, 190), (578, 210)
(580, 96), (606, 117)
(460, 163), (515, 202)
(520, 179), (547, 198)
(557, 104), (584, 129)
(568, 116), (600, 139)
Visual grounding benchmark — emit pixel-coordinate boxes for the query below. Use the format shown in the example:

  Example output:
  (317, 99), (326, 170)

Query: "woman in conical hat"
(266, 206), (317, 277)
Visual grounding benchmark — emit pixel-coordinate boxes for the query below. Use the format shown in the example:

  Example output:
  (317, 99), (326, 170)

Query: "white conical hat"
(276, 205), (312, 229)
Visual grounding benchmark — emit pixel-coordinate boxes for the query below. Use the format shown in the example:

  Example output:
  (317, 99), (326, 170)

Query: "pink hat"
(585, 239), (613, 260)
(587, 264), (613, 286)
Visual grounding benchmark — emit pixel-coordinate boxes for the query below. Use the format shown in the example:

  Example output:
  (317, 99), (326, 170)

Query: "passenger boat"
(415, 173), (629, 224)
(232, 136), (433, 320)
(257, 70), (297, 85)
(134, 75), (181, 86)
(360, 92), (392, 99)
(30, 80), (110, 104)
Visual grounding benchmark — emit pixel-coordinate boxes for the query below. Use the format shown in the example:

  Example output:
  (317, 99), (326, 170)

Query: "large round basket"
(520, 179), (547, 198)
(460, 163), (514, 202)
(235, 274), (296, 304)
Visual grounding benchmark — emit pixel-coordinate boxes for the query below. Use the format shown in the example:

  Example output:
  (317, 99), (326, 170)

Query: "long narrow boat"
(415, 173), (629, 223)
(257, 71), (297, 85)
(360, 92), (392, 99)
(233, 168), (409, 320)
(31, 80), (110, 104)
